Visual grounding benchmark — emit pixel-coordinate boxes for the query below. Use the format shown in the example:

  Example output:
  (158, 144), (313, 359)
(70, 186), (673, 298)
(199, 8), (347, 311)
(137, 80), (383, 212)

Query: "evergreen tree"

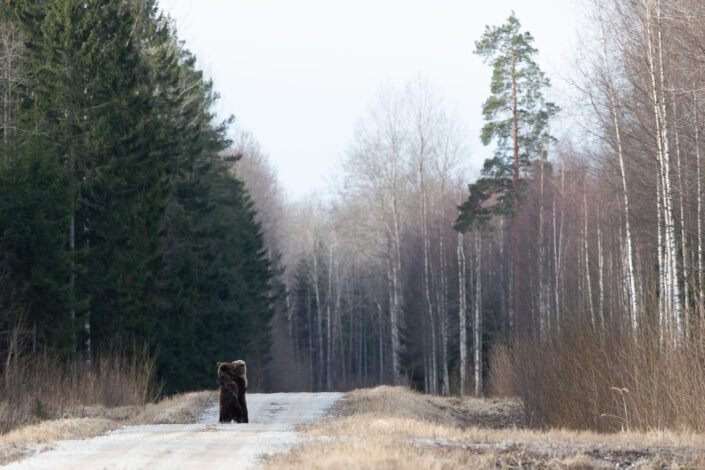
(457, 12), (556, 336)
(0, 0), (277, 392)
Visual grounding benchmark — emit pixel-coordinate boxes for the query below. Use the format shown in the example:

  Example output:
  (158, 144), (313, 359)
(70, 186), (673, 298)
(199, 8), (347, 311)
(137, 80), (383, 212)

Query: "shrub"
(488, 317), (705, 432)
(1, 326), (162, 434)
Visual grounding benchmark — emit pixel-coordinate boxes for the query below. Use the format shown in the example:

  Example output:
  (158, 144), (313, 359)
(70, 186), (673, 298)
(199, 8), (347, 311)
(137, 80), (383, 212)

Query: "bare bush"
(486, 344), (515, 398)
(490, 318), (705, 432)
(0, 336), (162, 434)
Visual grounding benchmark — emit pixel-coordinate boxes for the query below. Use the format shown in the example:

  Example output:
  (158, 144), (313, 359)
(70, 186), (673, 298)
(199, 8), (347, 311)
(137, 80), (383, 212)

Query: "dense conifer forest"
(0, 0), (274, 394)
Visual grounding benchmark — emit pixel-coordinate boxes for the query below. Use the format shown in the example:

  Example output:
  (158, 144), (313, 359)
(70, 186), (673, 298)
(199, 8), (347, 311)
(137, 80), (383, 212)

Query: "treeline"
(480, 0), (705, 348)
(0, 0), (274, 394)
(258, 80), (472, 393)
(263, 17), (552, 394)
(246, 1), (705, 418)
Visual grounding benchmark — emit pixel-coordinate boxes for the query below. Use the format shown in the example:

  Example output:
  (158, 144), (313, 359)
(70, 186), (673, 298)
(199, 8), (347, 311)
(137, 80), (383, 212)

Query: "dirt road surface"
(3, 392), (342, 470)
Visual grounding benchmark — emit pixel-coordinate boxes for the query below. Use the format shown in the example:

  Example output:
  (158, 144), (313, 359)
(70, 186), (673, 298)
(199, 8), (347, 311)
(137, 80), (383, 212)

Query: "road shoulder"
(0, 391), (214, 466)
(263, 386), (705, 469)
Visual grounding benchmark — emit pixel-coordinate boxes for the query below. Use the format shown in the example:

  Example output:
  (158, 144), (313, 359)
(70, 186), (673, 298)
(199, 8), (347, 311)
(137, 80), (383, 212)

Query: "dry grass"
(263, 440), (605, 470)
(265, 386), (705, 469)
(1, 344), (164, 434)
(489, 318), (705, 432)
(1, 390), (214, 445)
(332, 386), (524, 429)
(0, 389), (215, 465)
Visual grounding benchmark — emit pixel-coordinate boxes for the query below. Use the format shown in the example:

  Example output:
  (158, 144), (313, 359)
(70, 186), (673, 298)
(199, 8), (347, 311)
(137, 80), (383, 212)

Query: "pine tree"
(457, 12), (556, 337)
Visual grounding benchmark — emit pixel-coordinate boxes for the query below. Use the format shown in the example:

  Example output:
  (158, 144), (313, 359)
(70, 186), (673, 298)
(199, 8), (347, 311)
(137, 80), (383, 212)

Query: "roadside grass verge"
(1, 342), (163, 434)
(0, 390), (215, 465)
(1, 332), (217, 465)
(265, 386), (705, 469)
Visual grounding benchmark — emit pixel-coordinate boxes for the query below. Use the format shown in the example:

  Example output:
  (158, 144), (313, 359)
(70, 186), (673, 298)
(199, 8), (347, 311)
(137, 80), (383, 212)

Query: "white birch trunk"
(377, 302), (384, 383)
(597, 0), (639, 332)
(473, 229), (482, 398)
(657, 172), (666, 349)
(439, 226), (450, 396)
(552, 187), (559, 333)
(312, 248), (324, 390)
(325, 241), (334, 391)
(693, 89), (705, 321)
(538, 148), (547, 340)
(646, 0), (681, 343)
(696, 89), (704, 319)
(390, 180), (403, 385)
(458, 227), (467, 397)
(419, 161), (437, 393)
(583, 188), (596, 326)
(655, 0), (682, 340)
(673, 97), (690, 335)
(554, 151), (566, 334)
(597, 213), (605, 328)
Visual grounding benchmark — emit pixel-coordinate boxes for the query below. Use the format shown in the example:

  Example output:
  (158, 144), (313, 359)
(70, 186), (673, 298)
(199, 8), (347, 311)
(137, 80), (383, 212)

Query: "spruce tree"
(0, 0), (277, 392)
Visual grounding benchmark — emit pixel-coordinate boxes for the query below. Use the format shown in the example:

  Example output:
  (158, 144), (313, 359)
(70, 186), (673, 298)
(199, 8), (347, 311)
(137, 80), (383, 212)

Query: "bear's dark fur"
(217, 360), (248, 423)
(218, 373), (243, 423)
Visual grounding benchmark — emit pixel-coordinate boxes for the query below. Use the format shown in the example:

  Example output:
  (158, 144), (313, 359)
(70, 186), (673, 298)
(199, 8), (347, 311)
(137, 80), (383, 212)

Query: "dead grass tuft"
(136, 390), (214, 424)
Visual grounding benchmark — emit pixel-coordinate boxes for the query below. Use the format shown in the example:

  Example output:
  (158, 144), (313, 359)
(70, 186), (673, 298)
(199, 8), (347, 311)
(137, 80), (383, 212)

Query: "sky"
(157, 0), (579, 200)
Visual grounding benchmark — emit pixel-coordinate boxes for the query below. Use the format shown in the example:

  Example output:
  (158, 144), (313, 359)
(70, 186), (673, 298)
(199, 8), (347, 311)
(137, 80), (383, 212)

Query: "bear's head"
(232, 360), (247, 389)
(217, 360), (247, 388)
(231, 360), (246, 378)
(217, 361), (236, 379)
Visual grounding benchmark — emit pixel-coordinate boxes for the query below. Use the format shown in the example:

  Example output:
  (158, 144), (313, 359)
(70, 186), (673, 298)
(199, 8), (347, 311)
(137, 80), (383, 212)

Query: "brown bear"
(217, 360), (248, 423)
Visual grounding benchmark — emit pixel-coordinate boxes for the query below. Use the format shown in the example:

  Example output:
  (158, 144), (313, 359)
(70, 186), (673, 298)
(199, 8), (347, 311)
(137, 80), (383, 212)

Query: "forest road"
(3, 392), (342, 470)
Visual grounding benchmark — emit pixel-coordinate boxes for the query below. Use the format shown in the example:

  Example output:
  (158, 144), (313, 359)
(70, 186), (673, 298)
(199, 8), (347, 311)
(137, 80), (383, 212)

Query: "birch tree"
(595, 0), (639, 332)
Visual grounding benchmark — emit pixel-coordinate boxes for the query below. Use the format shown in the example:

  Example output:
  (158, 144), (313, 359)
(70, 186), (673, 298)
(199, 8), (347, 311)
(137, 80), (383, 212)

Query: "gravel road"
(3, 392), (342, 470)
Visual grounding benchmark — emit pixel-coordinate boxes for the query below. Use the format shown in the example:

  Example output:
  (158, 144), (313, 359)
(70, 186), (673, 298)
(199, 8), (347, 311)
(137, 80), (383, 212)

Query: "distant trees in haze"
(272, 79), (473, 393)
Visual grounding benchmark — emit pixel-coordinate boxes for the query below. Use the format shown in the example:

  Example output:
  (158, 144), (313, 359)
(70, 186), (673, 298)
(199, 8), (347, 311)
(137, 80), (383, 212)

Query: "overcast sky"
(157, 0), (579, 200)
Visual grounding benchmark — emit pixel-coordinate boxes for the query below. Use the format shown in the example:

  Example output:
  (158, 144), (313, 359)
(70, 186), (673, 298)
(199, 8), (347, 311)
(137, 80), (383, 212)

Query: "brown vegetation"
(265, 386), (705, 469)
(1, 344), (163, 435)
(488, 319), (705, 432)
(0, 331), (216, 465)
(0, 390), (215, 465)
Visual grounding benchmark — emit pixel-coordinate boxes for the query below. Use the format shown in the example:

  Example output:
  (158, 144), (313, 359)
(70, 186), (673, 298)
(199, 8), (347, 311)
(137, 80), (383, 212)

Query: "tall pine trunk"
(511, 54), (520, 338)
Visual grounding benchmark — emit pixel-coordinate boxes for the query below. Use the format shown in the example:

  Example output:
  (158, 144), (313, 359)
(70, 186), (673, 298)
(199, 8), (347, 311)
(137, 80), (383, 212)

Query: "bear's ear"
(217, 362), (224, 367)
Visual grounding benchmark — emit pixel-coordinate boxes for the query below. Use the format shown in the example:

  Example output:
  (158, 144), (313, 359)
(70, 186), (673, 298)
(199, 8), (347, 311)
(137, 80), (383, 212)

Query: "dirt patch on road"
(0, 391), (215, 465)
(265, 386), (705, 469)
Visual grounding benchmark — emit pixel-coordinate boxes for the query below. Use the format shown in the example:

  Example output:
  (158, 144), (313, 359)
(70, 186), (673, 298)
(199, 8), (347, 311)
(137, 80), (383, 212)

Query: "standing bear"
(217, 360), (248, 423)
